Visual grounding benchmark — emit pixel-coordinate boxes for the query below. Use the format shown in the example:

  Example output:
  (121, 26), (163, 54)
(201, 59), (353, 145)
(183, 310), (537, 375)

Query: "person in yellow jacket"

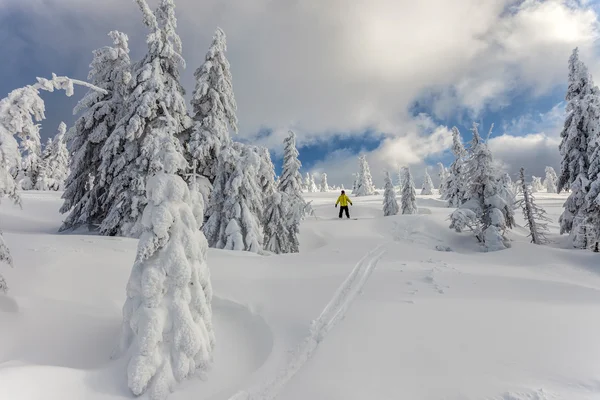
(335, 190), (353, 219)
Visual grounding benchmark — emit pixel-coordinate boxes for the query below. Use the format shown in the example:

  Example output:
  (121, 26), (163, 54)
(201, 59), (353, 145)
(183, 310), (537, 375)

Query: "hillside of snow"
(1, 190), (600, 400)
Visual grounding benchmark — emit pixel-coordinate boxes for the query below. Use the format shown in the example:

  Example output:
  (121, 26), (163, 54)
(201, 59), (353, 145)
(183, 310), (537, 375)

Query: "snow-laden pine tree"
(544, 166), (558, 193)
(60, 31), (131, 231)
(516, 168), (551, 245)
(203, 143), (264, 252)
(99, 0), (190, 237)
(383, 171), (399, 216)
(0, 74), (105, 291)
(187, 28), (237, 183)
(401, 167), (417, 215)
(442, 127), (467, 207)
(36, 122), (69, 190)
(531, 176), (543, 193)
(116, 171), (214, 400)
(498, 172), (516, 210)
(263, 191), (294, 254)
(450, 123), (514, 251)
(277, 131), (305, 242)
(320, 173), (329, 192)
(421, 169), (434, 195)
(437, 162), (447, 193)
(354, 155), (375, 196)
(557, 48), (600, 248)
(256, 147), (276, 211)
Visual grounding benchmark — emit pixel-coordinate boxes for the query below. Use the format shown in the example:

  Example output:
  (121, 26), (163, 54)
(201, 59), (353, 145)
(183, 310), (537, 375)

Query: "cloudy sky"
(1, 0), (599, 187)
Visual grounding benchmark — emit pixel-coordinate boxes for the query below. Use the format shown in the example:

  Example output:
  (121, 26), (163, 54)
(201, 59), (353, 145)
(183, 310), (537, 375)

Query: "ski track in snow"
(228, 244), (387, 400)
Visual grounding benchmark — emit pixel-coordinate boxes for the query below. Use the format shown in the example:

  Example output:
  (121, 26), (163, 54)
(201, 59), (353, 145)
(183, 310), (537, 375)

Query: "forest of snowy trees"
(2, 0), (600, 396)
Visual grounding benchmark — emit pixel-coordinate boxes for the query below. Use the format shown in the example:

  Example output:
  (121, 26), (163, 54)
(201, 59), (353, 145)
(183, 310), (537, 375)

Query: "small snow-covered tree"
(557, 48), (600, 248)
(516, 168), (551, 245)
(187, 28), (237, 183)
(498, 172), (516, 210)
(450, 123), (514, 251)
(99, 0), (190, 237)
(544, 166), (558, 193)
(303, 173), (316, 193)
(320, 173), (329, 192)
(263, 191), (295, 254)
(204, 143), (264, 253)
(421, 169), (434, 195)
(116, 172), (214, 400)
(354, 155), (375, 196)
(256, 147), (276, 201)
(401, 167), (417, 215)
(437, 162), (447, 194)
(442, 127), (467, 207)
(36, 122), (69, 190)
(383, 171), (399, 216)
(60, 30), (131, 231)
(277, 131), (305, 244)
(531, 176), (543, 192)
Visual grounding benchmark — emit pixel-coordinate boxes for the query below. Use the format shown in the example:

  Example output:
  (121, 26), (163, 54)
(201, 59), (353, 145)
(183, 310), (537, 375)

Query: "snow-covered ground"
(2, 190), (600, 400)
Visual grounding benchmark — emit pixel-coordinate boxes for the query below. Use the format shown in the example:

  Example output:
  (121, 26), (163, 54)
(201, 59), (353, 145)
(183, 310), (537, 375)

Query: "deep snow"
(1, 190), (600, 400)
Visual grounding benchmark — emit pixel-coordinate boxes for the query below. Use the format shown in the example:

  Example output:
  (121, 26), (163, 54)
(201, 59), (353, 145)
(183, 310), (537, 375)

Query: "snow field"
(1, 190), (600, 400)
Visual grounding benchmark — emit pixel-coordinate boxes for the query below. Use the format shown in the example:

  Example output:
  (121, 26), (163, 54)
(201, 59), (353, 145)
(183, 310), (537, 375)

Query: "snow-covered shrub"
(187, 27), (237, 183)
(204, 143), (264, 253)
(354, 155), (375, 196)
(516, 168), (551, 245)
(531, 176), (543, 193)
(441, 127), (467, 207)
(36, 122), (70, 191)
(544, 166), (558, 193)
(401, 167), (417, 215)
(60, 30), (131, 231)
(116, 173), (214, 400)
(263, 191), (295, 254)
(383, 171), (399, 216)
(421, 169), (434, 195)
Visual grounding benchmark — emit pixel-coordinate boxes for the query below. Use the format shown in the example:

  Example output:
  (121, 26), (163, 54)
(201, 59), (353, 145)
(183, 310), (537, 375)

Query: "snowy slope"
(1, 190), (600, 400)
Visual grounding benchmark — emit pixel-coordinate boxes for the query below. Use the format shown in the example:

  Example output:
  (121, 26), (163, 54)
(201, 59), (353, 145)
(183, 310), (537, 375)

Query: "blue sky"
(1, 0), (598, 187)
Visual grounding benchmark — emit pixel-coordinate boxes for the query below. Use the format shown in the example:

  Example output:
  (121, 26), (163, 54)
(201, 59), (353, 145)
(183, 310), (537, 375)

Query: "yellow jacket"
(335, 194), (352, 207)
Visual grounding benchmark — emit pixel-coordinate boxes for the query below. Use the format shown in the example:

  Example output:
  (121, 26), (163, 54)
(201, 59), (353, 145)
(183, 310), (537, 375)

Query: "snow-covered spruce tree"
(60, 31), (131, 231)
(498, 172), (516, 210)
(203, 143), (264, 252)
(308, 174), (317, 193)
(450, 123), (514, 251)
(442, 127), (467, 207)
(0, 74), (106, 291)
(354, 155), (375, 196)
(303, 172), (316, 193)
(187, 28), (237, 183)
(544, 166), (558, 193)
(277, 131), (306, 244)
(320, 173), (329, 192)
(437, 162), (448, 193)
(99, 0), (190, 237)
(17, 129), (42, 190)
(117, 171), (215, 400)
(256, 146), (276, 201)
(36, 122), (69, 191)
(263, 191), (295, 254)
(401, 167), (417, 215)
(531, 176), (543, 193)
(557, 48), (600, 248)
(383, 171), (399, 216)
(421, 169), (434, 195)
(516, 168), (550, 245)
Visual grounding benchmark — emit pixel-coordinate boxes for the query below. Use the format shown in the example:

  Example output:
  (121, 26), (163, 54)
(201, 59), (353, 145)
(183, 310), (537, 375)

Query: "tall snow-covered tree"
(531, 176), (543, 193)
(256, 147), (276, 202)
(203, 143), (264, 253)
(320, 173), (329, 192)
(516, 168), (550, 245)
(354, 155), (375, 196)
(421, 169), (434, 195)
(116, 172), (214, 400)
(277, 131), (305, 244)
(437, 162), (447, 193)
(60, 31), (131, 231)
(401, 167), (417, 215)
(383, 171), (399, 216)
(187, 28), (237, 183)
(450, 123), (514, 251)
(442, 127), (467, 207)
(99, 0), (190, 237)
(544, 166), (558, 193)
(263, 191), (295, 254)
(557, 48), (600, 248)
(36, 122), (70, 191)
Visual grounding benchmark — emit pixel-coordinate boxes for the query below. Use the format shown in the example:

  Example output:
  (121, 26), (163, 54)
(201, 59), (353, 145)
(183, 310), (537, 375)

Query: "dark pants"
(339, 206), (350, 218)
